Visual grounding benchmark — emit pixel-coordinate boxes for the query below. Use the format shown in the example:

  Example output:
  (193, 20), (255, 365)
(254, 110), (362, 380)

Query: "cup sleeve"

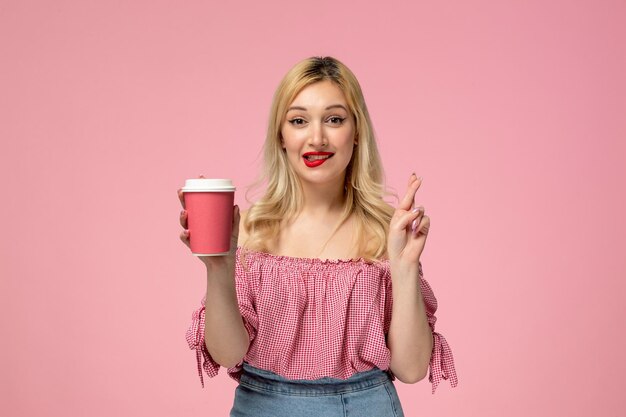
(418, 262), (459, 394)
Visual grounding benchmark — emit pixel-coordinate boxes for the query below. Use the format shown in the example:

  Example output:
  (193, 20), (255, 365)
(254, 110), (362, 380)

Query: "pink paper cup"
(182, 179), (236, 256)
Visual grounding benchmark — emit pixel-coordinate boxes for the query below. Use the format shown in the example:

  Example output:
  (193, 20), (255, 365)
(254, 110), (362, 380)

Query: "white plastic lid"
(181, 178), (236, 192)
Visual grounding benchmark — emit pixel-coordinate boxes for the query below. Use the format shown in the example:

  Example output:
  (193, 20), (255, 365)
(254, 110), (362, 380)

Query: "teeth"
(306, 154), (331, 161)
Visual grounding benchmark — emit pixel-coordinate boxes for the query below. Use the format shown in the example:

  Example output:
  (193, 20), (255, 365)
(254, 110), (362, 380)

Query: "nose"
(308, 121), (326, 148)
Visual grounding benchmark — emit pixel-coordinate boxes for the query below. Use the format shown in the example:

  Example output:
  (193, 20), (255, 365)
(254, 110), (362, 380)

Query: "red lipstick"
(302, 152), (334, 168)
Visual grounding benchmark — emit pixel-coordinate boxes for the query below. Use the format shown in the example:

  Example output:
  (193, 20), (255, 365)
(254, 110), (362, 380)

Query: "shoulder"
(237, 208), (249, 246)
(359, 202), (394, 256)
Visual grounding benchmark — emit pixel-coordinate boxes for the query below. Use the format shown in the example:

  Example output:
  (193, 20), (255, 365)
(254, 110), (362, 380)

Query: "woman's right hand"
(179, 180), (249, 368)
(178, 178), (240, 269)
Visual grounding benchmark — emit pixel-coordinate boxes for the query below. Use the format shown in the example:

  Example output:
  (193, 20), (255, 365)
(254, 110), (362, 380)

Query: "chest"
(273, 217), (358, 260)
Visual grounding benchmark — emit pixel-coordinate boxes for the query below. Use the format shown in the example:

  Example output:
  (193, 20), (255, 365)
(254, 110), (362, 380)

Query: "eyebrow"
(287, 104), (348, 112)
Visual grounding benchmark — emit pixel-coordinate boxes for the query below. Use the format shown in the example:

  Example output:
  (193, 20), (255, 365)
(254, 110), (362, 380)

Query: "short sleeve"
(419, 262), (459, 394)
(185, 251), (259, 386)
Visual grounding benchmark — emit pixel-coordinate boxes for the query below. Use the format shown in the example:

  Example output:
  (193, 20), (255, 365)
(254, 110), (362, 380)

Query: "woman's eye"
(288, 118), (306, 126)
(328, 116), (345, 125)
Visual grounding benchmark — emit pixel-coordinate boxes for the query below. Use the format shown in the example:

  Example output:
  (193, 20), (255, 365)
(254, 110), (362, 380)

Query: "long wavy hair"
(243, 56), (394, 260)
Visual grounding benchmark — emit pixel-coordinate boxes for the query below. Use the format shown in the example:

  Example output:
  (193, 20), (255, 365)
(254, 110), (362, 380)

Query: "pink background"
(1, 1), (625, 416)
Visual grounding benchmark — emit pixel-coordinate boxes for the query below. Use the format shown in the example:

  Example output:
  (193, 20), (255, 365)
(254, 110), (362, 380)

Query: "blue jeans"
(230, 362), (405, 417)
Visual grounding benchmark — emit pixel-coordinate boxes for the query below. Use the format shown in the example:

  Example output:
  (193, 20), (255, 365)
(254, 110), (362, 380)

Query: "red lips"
(302, 152), (334, 168)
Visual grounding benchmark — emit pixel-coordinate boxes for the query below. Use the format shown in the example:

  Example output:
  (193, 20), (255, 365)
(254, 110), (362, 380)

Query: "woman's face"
(281, 80), (356, 189)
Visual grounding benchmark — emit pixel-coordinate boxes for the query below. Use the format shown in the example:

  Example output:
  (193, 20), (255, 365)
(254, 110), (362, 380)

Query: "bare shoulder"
(364, 202), (395, 259)
(238, 208), (249, 246)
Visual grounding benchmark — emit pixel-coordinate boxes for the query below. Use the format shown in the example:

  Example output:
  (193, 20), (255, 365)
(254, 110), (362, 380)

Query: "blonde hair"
(244, 56), (394, 260)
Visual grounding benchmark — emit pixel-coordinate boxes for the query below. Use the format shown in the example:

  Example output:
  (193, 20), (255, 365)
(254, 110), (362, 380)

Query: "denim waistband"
(239, 362), (392, 396)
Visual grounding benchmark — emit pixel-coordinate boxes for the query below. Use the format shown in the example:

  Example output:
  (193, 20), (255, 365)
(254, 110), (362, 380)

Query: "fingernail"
(412, 207), (419, 213)
(418, 176), (423, 182)
(411, 219), (418, 231)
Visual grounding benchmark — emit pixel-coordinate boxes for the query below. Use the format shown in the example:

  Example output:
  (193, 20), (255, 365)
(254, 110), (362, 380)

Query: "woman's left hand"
(387, 174), (430, 265)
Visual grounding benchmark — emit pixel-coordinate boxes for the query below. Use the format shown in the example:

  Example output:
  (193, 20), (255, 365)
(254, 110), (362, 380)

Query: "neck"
(298, 177), (346, 217)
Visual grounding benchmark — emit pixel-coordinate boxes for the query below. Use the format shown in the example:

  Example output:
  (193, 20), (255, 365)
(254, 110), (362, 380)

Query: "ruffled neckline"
(236, 246), (389, 267)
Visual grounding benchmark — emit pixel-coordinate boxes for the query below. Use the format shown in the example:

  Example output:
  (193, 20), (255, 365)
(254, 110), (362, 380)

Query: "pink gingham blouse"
(186, 247), (458, 394)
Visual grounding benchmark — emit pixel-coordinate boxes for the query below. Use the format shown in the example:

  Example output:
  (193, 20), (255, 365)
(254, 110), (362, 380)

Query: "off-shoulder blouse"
(186, 247), (458, 394)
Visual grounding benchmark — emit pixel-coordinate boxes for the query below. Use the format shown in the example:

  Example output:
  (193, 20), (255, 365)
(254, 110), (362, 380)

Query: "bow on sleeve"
(419, 264), (459, 394)
(185, 298), (220, 387)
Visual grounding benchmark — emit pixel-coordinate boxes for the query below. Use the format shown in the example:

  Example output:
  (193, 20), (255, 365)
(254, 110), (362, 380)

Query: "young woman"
(178, 56), (457, 416)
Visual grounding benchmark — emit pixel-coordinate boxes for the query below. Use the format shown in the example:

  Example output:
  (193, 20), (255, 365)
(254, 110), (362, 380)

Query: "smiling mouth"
(302, 152), (334, 167)
(304, 154), (333, 161)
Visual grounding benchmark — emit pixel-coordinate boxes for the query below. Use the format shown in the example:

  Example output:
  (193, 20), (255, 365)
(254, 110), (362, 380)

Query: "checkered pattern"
(186, 247), (458, 394)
